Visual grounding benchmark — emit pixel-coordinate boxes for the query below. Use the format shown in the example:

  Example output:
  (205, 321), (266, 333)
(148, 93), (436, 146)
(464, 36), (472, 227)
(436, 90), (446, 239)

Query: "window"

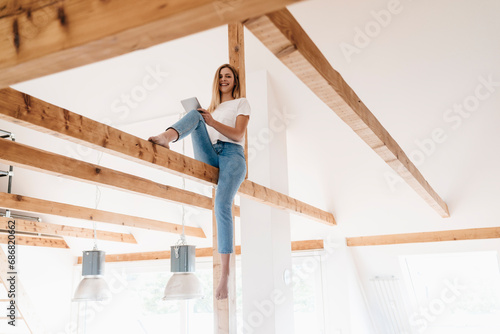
(292, 254), (326, 333)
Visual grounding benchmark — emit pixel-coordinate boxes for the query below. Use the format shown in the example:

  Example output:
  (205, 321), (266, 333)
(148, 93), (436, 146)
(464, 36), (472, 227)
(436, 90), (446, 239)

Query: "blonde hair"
(207, 64), (240, 113)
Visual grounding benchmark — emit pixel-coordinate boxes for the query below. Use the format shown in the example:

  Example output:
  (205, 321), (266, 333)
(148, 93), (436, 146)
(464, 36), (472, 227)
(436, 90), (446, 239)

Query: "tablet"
(180, 97), (202, 113)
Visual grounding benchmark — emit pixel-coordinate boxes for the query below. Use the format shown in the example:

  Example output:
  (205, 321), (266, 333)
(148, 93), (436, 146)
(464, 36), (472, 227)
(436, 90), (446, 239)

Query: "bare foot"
(148, 132), (171, 149)
(215, 275), (229, 300)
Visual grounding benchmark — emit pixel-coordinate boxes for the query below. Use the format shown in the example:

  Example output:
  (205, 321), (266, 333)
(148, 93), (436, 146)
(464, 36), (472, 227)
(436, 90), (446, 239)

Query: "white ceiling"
(1, 0), (499, 256)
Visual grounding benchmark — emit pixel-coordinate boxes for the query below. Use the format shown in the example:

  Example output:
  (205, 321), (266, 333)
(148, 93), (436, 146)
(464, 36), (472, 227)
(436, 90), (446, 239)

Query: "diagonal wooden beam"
(0, 138), (214, 209)
(0, 192), (206, 238)
(0, 0), (302, 88)
(0, 217), (137, 244)
(346, 227), (500, 246)
(0, 88), (335, 225)
(77, 239), (325, 263)
(244, 9), (449, 218)
(0, 232), (68, 248)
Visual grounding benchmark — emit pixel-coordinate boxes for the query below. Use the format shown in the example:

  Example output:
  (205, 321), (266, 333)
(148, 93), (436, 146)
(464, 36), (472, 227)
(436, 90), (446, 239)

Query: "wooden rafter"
(0, 0), (302, 88)
(0, 217), (137, 244)
(346, 227), (500, 246)
(0, 232), (68, 248)
(0, 88), (335, 225)
(77, 239), (324, 263)
(0, 192), (206, 238)
(0, 139), (214, 210)
(244, 9), (449, 218)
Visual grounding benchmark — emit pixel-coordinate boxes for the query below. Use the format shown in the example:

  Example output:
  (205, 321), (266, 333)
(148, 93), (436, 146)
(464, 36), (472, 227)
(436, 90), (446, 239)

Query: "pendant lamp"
(163, 122), (204, 301)
(73, 249), (110, 302)
(163, 244), (204, 300)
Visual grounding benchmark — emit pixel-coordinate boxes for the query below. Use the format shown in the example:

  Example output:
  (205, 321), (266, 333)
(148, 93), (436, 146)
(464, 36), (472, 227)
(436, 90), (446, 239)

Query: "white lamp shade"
(72, 276), (110, 302)
(163, 273), (204, 300)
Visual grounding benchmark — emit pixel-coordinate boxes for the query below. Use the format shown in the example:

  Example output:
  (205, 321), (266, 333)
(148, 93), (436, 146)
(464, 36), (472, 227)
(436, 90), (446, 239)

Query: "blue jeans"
(167, 110), (246, 254)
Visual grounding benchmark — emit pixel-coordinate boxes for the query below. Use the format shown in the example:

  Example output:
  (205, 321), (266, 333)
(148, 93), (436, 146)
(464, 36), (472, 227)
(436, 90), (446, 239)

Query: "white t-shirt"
(207, 98), (251, 146)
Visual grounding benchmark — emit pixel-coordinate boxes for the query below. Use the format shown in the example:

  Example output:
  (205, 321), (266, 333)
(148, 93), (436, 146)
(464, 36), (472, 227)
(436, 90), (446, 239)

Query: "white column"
(240, 70), (294, 334)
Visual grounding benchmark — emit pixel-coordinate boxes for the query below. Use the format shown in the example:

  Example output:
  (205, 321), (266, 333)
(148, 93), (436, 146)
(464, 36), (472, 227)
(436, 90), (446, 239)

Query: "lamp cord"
(93, 152), (104, 250)
(174, 112), (187, 258)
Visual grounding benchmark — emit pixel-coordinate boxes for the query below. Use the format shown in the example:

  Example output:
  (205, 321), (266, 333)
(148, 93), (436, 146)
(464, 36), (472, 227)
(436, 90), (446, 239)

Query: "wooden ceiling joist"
(0, 88), (335, 225)
(77, 239), (324, 263)
(0, 233), (68, 248)
(0, 217), (137, 244)
(0, 0), (302, 88)
(244, 9), (449, 218)
(346, 227), (500, 246)
(0, 192), (206, 238)
(0, 139), (215, 211)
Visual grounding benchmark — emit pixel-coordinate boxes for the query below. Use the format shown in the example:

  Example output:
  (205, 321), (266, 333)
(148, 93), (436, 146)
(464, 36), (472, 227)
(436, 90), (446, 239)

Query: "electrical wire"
(93, 151), (104, 250)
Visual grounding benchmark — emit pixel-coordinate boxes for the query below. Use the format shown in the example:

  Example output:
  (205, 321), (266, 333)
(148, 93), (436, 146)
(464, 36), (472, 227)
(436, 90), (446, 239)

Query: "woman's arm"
(199, 108), (249, 142)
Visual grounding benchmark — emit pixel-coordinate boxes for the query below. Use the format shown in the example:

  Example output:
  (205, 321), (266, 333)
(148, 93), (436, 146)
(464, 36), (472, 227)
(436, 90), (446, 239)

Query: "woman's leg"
(216, 253), (231, 300)
(148, 110), (218, 166)
(214, 142), (246, 300)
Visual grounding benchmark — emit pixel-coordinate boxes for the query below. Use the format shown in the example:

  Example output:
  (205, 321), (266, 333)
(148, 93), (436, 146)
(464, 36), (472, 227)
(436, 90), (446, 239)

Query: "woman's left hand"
(198, 108), (215, 126)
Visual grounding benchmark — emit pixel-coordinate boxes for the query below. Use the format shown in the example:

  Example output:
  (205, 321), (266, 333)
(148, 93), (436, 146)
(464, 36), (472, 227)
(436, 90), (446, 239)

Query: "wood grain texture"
(0, 138), (214, 210)
(0, 192), (206, 237)
(346, 227), (500, 246)
(228, 22), (248, 180)
(244, 9), (449, 218)
(0, 217), (137, 243)
(0, 233), (69, 248)
(0, 87), (334, 225)
(0, 0), (301, 88)
(238, 180), (336, 225)
(212, 188), (236, 334)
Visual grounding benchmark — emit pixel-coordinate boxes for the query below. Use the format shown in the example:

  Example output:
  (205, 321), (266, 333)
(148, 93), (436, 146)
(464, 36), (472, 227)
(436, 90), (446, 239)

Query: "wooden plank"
(0, 192), (206, 238)
(0, 217), (137, 244)
(0, 233), (68, 248)
(77, 239), (325, 263)
(244, 9), (449, 218)
(238, 180), (336, 225)
(228, 22), (248, 179)
(0, 87), (218, 184)
(0, 138), (214, 210)
(0, 0), (302, 88)
(346, 227), (500, 246)
(0, 88), (335, 225)
(212, 189), (236, 334)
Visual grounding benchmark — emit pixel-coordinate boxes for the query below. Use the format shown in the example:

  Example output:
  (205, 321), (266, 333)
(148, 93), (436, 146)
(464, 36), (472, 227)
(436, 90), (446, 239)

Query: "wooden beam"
(0, 139), (215, 211)
(0, 217), (137, 244)
(0, 232), (68, 248)
(0, 0), (301, 88)
(0, 137), (243, 218)
(244, 9), (449, 218)
(77, 239), (325, 263)
(0, 88), (335, 225)
(346, 227), (500, 246)
(238, 180), (335, 225)
(0, 192), (206, 238)
(212, 189), (236, 334)
(228, 22), (248, 179)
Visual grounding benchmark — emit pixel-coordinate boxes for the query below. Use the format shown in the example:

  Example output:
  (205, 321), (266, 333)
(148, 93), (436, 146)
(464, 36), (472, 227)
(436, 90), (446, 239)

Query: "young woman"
(148, 64), (250, 300)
